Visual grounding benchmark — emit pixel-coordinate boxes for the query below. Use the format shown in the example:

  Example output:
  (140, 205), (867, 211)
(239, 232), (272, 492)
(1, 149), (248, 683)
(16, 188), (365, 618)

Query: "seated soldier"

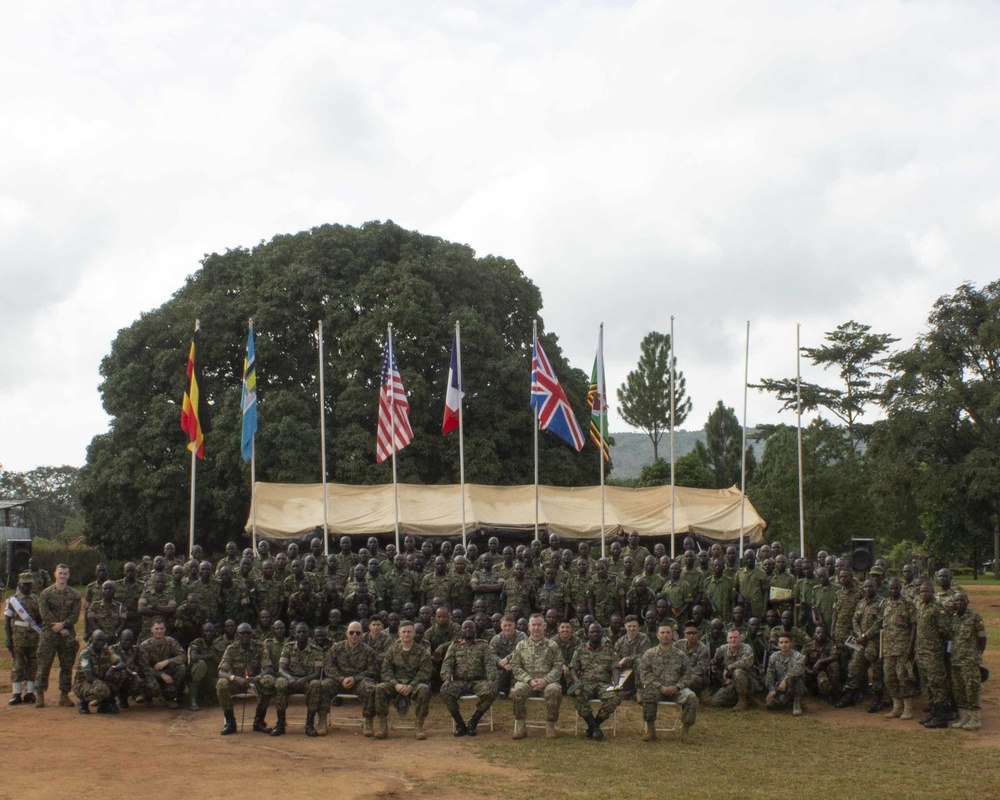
(187, 622), (220, 711)
(765, 632), (805, 715)
(263, 619), (287, 672)
(510, 613), (564, 740)
(711, 629), (758, 711)
(320, 620), (379, 735)
(106, 628), (142, 708)
(216, 622), (277, 735)
(273, 621), (324, 737)
(568, 622), (622, 740)
(491, 614), (527, 698)
(441, 619), (499, 736)
(137, 619), (186, 706)
(801, 624), (841, 703)
(374, 619), (433, 740)
(72, 630), (116, 714)
(674, 622), (711, 696)
(639, 621), (699, 741)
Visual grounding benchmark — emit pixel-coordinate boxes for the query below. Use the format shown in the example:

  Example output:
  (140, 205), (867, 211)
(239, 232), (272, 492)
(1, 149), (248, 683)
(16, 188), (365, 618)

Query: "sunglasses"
(348, 631), (363, 636)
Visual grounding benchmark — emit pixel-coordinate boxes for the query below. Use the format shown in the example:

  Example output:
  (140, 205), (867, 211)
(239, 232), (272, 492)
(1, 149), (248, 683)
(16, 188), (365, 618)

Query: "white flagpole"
(670, 316), (676, 560)
(319, 321), (329, 557)
(456, 321), (467, 549)
(739, 321), (750, 555)
(598, 323), (606, 560)
(796, 323), (806, 558)
(251, 439), (257, 557)
(533, 319), (540, 544)
(389, 323), (401, 552)
(188, 318), (198, 558)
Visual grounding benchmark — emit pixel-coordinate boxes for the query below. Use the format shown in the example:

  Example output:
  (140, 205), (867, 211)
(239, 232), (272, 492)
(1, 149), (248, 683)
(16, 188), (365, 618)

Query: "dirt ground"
(4, 582), (999, 799)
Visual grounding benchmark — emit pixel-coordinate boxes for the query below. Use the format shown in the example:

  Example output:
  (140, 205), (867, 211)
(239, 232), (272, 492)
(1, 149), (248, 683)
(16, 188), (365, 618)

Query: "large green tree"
(873, 281), (1000, 573)
(80, 221), (600, 559)
(694, 400), (757, 489)
(617, 331), (691, 461)
(753, 321), (897, 452)
(0, 464), (82, 541)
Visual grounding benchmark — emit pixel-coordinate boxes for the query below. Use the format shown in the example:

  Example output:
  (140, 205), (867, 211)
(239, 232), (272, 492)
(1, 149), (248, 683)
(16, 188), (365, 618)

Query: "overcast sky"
(3, 1), (999, 473)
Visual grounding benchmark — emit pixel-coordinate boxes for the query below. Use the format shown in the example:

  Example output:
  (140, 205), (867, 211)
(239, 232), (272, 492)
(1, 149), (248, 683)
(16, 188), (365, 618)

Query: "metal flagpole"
(670, 316), (676, 560)
(598, 323), (606, 560)
(739, 321), (750, 555)
(796, 323), (806, 557)
(533, 319), (539, 544)
(319, 321), (329, 556)
(389, 323), (401, 552)
(456, 321), (467, 549)
(251, 439), (257, 556)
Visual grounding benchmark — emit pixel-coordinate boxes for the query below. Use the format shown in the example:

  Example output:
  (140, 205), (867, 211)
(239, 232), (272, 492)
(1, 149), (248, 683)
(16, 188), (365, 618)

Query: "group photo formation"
(5, 530), (987, 743)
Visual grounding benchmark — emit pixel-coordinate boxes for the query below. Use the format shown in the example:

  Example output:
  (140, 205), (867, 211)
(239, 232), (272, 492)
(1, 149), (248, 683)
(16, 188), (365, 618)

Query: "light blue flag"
(241, 322), (257, 461)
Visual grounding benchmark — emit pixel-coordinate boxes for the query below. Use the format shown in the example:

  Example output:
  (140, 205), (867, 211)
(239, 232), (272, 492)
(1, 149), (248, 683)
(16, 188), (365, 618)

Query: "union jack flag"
(531, 337), (585, 451)
(376, 329), (414, 463)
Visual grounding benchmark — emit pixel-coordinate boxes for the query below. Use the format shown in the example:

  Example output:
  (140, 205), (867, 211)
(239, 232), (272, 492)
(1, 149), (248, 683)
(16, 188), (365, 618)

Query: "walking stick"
(240, 667), (249, 732)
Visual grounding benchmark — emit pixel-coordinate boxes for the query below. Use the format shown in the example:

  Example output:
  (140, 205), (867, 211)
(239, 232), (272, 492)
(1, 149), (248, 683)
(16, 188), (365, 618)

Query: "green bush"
(30, 538), (123, 582)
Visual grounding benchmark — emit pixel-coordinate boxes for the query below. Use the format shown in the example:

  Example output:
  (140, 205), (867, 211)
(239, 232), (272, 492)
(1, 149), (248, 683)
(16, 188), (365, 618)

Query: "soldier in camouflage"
(568, 622), (621, 740)
(765, 632), (805, 715)
(5, 572), (41, 704)
(711, 628), (758, 711)
(137, 619), (186, 705)
(836, 580), (883, 709)
(34, 564), (81, 708)
(441, 619), (498, 736)
(510, 613), (564, 740)
(217, 622), (277, 735)
(375, 619), (433, 739)
(320, 620), (379, 735)
(914, 581), (951, 729)
(72, 629), (116, 714)
(273, 621), (324, 736)
(948, 592), (986, 731)
(880, 578), (917, 720)
(800, 624), (840, 702)
(638, 621), (698, 741)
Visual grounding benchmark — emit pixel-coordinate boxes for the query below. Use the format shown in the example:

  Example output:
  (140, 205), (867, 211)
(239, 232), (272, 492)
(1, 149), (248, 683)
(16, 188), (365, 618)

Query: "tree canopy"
(694, 400), (756, 489)
(617, 331), (691, 461)
(80, 221), (602, 559)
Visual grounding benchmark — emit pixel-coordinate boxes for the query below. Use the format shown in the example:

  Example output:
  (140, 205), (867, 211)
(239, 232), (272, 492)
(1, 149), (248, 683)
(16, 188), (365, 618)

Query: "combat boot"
(451, 709), (467, 737)
(23, 692), (36, 704)
(35, 690), (45, 708)
(582, 712), (597, 739)
(884, 699), (902, 719)
(187, 678), (202, 711)
(316, 711), (328, 736)
(545, 721), (557, 739)
(220, 709), (237, 735)
(512, 718), (526, 739)
(8, 694), (22, 706)
(924, 704), (949, 729)
(414, 717), (427, 740)
(305, 711), (318, 738)
(950, 709), (969, 729)
(118, 691), (129, 709)
(78, 698), (90, 715)
(466, 710), (483, 736)
(962, 710), (981, 731)
(252, 704), (273, 734)
(900, 698), (914, 720)
(792, 698), (802, 716)
(733, 695), (749, 712)
(363, 717), (374, 737)
(271, 709), (287, 736)
(374, 715), (388, 739)
(641, 721), (656, 742)
(867, 696), (886, 713)
(97, 700), (117, 714)
(59, 691), (74, 707)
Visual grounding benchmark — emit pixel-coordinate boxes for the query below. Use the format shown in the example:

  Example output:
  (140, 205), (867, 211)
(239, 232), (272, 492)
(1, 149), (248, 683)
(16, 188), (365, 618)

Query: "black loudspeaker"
(850, 538), (875, 573)
(7, 539), (32, 580)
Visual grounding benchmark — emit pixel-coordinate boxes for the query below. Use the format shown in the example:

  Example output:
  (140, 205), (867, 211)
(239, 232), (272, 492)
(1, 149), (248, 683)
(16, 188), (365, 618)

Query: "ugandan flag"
(181, 322), (212, 458)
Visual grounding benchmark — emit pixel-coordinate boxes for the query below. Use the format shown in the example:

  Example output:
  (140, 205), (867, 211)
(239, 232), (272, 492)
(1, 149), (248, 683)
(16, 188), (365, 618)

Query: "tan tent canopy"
(246, 482), (765, 543)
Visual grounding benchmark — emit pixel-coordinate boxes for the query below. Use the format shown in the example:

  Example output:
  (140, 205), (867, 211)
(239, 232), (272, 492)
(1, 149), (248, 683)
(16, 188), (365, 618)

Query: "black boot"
(466, 711), (483, 736)
(22, 692), (36, 704)
(271, 709), (287, 736)
(221, 709), (237, 735)
(583, 712), (597, 739)
(252, 704), (273, 734)
(118, 691), (129, 709)
(451, 710), (467, 737)
(590, 714), (605, 741)
(8, 694), (22, 706)
(924, 705), (949, 729)
(867, 696), (885, 713)
(305, 710), (319, 738)
(835, 691), (859, 709)
(78, 698), (90, 715)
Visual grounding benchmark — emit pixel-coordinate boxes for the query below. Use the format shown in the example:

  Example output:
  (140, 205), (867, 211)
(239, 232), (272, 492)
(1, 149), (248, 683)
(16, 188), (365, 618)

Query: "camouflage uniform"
(844, 595), (883, 695)
(375, 640), (433, 720)
(286, 589), (318, 628)
(831, 585), (861, 645)
(914, 595), (949, 706)
(800, 637), (840, 698)
(72, 642), (113, 705)
(138, 635), (186, 700)
(949, 608), (986, 711)
(451, 572), (474, 614)
(638, 644), (698, 728)
(137, 586), (177, 640)
(263, 634), (286, 672)
(471, 567), (504, 615)
(171, 600), (208, 648)
(569, 642), (622, 722)
(187, 579), (221, 625)
(218, 584), (248, 627)
(735, 565), (766, 618)
(34, 583), (81, 694)
(382, 569), (419, 607)
(107, 641), (143, 699)
(673, 639), (711, 695)
(880, 595), (917, 701)
(420, 572), (454, 607)
(115, 578), (144, 637)
(441, 637), (498, 716)
(565, 572), (593, 610)
(502, 576), (536, 616)
(811, 583), (836, 632)
(588, 577), (624, 626)
(86, 599), (125, 643)
(703, 574), (735, 621)
(490, 629), (526, 695)
(188, 635), (221, 705)
(765, 648), (805, 709)
(626, 585), (658, 618)
(319, 639), (379, 718)
(536, 581), (568, 618)
(255, 578), (284, 621)
(275, 640), (324, 711)
(710, 643), (758, 707)
(215, 640), (276, 711)
(5, 586), (41, 685)
(510, 636), (563, 722)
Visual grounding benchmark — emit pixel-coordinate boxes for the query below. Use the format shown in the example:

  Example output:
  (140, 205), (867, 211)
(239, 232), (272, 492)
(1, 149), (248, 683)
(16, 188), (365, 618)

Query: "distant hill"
(608, 429), (761, 480)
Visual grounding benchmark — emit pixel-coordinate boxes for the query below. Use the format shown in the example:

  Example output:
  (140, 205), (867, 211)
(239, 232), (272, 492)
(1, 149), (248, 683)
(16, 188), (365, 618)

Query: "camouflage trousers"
(641, 687), (698, 727)
(215, 675), (276, 712)
(274, 677), (322, 711)
(188, 660), (219, 703)
(572, 683), (623, 722)
(318, 677), (376, 717)
(951, 662), (982, 710)
(35, 631), (79, 693)
(511, 680), (562, 722)
(915, 649), (948, 705)
(9, 631), (39, 682)
(107, 670), (143, 700)
(766, 676), (803, 709)
(73, 677), (112, 704)
(442, 680), (498, 716)
(375, 682), (430, 720)
(143, 664), (187, 701)
(845, 643), (883, 693)
(710, 668), (758, 707)
(805, 663), (841, 698)
(882, 655), (917, 699)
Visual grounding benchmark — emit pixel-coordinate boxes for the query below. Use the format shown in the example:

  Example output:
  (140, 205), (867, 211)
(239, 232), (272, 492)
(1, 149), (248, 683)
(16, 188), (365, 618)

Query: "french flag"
(442, 332), (464, 434)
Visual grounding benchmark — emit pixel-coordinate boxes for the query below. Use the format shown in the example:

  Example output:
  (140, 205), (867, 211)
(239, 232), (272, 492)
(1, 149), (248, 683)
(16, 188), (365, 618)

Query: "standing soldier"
(441, 619), (498, 736)
(880, 577), (917, 721)
(5, 572), (41, 704)
(836, 580), (883, 709)
(116, 562), (144, 637)
(914, 581), (951, 729)
(829, 569), (862, 685)
(86, 580), (125, 643)
(34, 563), (80, 708)
(948, 591), (986, 731)
(187, 622), (220, 711)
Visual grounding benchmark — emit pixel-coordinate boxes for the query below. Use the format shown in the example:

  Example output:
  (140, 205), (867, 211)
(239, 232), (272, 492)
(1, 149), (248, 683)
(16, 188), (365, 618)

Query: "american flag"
(376, 329), (414, 463)
(531, 337), (585, 451)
